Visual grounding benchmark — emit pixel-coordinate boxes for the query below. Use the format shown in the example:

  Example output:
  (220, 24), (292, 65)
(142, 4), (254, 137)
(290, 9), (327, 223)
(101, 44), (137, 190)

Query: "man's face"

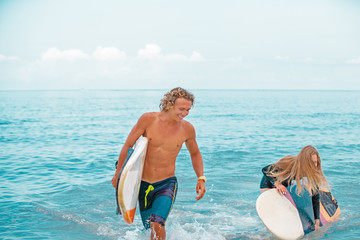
(169, 98), (192, 120)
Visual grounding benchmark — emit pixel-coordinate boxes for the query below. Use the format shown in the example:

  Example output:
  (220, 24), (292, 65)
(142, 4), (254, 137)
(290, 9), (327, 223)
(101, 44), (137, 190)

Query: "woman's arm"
(262, 165), (276, 186)
(312, 192), (320, 229)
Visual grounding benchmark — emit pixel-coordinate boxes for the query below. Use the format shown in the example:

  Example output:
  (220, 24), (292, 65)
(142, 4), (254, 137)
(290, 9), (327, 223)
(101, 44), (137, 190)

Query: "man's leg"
(139, 209), (152, 229)
(138, 181), (153, 229)
(150, 221), (166, 240)
(149, 195), (175, 240)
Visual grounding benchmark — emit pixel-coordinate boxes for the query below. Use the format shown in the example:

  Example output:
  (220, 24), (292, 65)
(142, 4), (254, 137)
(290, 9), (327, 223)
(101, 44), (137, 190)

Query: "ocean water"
(1, 89), (359, 240)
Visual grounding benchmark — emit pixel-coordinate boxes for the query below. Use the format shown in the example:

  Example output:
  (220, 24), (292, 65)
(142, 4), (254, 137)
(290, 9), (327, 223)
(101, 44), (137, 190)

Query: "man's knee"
(150, 214), (166, 226)
(150, 219), (166, 240)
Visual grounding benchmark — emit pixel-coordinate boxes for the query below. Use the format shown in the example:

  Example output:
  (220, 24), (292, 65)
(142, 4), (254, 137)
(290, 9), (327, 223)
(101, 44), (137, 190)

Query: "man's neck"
(159, 111), (180, 125)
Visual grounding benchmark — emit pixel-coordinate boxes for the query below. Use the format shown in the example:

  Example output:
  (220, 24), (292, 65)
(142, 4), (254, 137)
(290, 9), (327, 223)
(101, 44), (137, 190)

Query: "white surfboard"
(116, 136), (148, 224)
(256, 189), (304, 240)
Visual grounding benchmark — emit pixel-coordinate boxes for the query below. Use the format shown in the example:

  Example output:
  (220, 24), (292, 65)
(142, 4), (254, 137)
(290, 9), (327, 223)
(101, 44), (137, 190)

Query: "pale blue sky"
(1, 0), (360, 90)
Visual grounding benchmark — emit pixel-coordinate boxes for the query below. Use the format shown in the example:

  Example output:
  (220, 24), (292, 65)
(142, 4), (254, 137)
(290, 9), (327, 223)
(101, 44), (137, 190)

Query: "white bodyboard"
(117, 136), (148, 224)
(256, 189), (304, 240)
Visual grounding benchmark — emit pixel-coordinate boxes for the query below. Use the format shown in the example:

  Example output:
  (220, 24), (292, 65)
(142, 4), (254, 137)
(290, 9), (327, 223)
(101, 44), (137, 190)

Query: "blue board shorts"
(138, 176), (178, 229)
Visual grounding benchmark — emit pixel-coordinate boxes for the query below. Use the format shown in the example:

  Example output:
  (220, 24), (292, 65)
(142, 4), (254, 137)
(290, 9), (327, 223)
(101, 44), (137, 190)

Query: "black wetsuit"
(260, 165), (320, 220)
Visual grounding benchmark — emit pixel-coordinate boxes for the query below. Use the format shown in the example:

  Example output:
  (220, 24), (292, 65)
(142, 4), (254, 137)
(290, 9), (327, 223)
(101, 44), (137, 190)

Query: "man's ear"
(166, 102), (175, 111)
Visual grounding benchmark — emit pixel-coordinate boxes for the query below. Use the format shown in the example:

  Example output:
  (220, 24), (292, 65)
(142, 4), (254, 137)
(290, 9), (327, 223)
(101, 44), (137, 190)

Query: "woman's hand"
(314, 219), (320, 229)
(274, 182), (287, 195)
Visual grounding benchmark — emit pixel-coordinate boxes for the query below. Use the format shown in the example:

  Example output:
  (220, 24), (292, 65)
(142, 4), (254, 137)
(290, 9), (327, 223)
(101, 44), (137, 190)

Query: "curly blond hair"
(159, 87), (195, 112)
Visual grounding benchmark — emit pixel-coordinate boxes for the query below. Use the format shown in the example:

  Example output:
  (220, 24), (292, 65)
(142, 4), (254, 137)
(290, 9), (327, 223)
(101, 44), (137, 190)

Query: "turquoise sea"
(1, 90), (359, 240)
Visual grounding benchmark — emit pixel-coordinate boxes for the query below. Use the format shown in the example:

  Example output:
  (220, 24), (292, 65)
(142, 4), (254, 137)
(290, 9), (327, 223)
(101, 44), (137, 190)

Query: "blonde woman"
(260, 145), (329, 229)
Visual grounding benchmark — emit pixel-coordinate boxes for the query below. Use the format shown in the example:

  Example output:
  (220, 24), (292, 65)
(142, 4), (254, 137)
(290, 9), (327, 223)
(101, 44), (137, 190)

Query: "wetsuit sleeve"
(312, 192), (320, 220)
(262, 165), (276, 186)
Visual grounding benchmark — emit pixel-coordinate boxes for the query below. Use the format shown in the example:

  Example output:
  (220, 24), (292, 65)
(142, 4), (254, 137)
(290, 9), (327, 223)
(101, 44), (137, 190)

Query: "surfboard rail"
(116, 136), (148, 224)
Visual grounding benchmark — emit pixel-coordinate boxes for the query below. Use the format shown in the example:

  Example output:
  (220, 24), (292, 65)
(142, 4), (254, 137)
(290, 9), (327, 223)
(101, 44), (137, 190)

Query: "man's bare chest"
(145, 123), (187, 150)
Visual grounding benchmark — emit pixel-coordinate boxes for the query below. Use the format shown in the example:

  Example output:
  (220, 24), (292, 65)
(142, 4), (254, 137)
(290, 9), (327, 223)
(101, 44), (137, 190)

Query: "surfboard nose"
(123, 208), (136, 224)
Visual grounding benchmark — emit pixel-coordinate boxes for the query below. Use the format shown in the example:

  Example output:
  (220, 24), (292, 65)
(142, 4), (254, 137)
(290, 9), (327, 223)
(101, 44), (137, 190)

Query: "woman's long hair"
(267, 145), (329, 195)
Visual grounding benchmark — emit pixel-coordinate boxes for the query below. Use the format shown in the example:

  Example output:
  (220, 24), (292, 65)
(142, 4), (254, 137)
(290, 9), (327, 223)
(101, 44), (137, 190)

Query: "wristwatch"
(197, 176), (207, 183)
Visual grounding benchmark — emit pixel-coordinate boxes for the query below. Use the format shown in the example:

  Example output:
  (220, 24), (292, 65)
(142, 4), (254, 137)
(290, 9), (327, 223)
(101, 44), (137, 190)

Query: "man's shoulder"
(181, 119), (195, 133)
(138, 112), (159, 124)
(141, 112), (159, 118)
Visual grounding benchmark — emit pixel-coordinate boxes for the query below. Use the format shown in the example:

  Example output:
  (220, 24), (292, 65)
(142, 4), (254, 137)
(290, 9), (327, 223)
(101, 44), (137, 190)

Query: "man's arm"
(111, 113), (152, 188)
(185, 124), (206, 201)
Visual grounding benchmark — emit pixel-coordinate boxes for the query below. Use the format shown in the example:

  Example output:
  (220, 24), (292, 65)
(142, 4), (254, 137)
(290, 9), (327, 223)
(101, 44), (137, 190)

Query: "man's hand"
(111, 172), (119, 188)
(195, 180), (206, 200)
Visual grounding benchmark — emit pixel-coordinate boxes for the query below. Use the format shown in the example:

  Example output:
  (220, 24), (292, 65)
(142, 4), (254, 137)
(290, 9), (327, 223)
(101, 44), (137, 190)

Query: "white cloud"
(273, 56), (289, 61)
(4, 44), (208, 89)
(0, 54), (19, 61)
(347, 56), (360, 64)
(41, 47), (89, 61)
(36, 45), (203, 63)
(138, 44), (162, 59)
(41, 47), (127, 62)
(92, 46), (127, 61)
(189, 51), (204, 61)
(137, 44), (203, 62)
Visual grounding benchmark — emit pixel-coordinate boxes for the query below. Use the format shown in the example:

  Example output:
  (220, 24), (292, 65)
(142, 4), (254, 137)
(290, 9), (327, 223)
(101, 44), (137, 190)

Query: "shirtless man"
(111, 87), (206, 240)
